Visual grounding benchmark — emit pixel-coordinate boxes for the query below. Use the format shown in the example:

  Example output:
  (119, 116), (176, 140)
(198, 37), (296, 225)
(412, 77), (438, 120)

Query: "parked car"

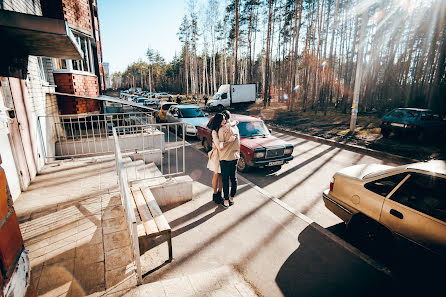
(156, 92), (173, 100)
(165, 105), (209, 137)
(155, 102), (177, 122)
(322, 160), (446, 255)
(198, 114), (294, 172)
(144, 99), (160, 109)
(380, 108), (446, 141)
(134, 96), (147, 104)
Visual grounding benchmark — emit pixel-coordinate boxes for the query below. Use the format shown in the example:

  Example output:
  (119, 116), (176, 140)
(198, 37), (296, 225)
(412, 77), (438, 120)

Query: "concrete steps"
(122, 155), (192, 208)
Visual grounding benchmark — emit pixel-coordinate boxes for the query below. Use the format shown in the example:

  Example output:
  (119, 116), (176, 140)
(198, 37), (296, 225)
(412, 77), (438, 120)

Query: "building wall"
(0, 0), (53, 201)
(53, 73), (100, 114)
(52, 0), (104, 112)
(26, 57), (58, 170)
(61, 0), (92, 32)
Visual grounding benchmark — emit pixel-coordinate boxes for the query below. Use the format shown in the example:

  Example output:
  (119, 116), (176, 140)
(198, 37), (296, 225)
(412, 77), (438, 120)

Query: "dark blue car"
(380, 108), (446, 141)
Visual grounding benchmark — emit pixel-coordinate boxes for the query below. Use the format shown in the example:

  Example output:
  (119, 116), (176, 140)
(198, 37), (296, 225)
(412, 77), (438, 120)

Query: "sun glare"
(396, 0), (435, 13)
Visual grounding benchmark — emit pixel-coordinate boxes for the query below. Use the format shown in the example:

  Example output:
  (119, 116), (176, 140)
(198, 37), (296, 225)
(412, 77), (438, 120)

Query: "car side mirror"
(268, 129), (272, 133)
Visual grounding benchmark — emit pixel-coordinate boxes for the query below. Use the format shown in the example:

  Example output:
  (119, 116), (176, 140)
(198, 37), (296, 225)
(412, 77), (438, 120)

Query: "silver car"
(165, 105), (209, 137)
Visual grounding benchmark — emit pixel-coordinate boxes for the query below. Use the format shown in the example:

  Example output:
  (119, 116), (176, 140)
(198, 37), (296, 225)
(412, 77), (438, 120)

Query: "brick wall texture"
(53, 73), (100, 114)
(62, 0), (92, 33)
(0, 157), (24, 286)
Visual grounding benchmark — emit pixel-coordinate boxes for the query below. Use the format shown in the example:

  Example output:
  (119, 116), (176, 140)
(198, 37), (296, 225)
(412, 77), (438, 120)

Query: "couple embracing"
(207, 110), (240, 208)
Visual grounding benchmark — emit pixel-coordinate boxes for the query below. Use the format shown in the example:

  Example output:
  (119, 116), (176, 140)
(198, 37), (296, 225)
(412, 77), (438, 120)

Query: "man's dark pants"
(220, 159), (238, 200)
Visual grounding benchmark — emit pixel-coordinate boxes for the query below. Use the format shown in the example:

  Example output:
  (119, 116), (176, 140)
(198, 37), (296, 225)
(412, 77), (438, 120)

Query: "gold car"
(323, 160), (446, 255)
(156, 102), (177, 122)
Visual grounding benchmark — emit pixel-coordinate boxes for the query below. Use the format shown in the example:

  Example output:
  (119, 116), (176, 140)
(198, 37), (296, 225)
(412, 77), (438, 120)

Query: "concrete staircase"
(122, 154), (193, 209)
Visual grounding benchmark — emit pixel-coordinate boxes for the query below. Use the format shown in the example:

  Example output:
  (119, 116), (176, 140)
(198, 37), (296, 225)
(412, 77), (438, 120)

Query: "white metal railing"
(113, 122), (186, 183)
(38, 112), (154, 162)
(113, 127), (142, 284)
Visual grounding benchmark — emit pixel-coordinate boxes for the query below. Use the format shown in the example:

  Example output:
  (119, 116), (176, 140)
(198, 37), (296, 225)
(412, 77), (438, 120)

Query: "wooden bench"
(130, 186), (172, 263)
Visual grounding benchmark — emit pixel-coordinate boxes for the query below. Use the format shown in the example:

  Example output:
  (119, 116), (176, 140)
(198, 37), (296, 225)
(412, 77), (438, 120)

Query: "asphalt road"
(187, 129), (398, 228)
(184, 130), (444, 295)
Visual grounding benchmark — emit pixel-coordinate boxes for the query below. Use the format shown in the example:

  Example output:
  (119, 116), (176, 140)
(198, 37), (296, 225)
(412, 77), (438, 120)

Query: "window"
(364, 173), (407, 197)
(420, 111), (440, 121)
(390, 173), (446, 222)
(38, 57), (49, 83)
(54, 58), (67, 70)
(388, 110), (406, 118)
(179, 108), (205, 118)
(53, 33), (95, 75)
(404, 110), (419, 118)
(238, 121), (270, 137)
(162, 104), (172, 111)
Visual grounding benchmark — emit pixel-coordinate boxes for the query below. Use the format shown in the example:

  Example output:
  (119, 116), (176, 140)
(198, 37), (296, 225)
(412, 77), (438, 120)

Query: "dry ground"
(103, 91), (444, 161)
(244, 101), (445, 161)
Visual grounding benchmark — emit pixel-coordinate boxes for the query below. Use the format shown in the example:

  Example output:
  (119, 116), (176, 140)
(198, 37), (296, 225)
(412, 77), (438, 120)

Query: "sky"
(97, 0), (187, 73)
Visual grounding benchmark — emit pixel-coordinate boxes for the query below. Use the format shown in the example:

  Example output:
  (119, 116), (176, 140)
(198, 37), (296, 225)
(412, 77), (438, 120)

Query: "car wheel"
(347, 215), (393, 255)
(217, 105), (224, 112)
(203, 138), (212, 152)
(237, 154), (249, 172)
(381, 128), (390, 138)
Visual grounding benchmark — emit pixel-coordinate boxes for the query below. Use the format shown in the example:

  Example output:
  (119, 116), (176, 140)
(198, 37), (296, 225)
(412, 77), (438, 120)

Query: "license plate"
(268, 160), (284, 166)
(390, 123), (404, 127)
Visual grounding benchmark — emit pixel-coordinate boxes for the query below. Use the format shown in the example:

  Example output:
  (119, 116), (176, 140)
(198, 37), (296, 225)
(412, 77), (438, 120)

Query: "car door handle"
(390, 209), (403, 219)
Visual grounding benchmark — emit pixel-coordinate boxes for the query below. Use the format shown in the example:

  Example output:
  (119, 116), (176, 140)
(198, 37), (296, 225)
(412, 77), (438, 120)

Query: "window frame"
(387, 172), (446, 222)
(364, 173), (409, 198)
(53, 32), (96, 76)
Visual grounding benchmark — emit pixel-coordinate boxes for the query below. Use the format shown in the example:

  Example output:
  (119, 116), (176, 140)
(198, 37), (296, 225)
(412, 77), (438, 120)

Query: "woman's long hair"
(209, 113), (224, 132)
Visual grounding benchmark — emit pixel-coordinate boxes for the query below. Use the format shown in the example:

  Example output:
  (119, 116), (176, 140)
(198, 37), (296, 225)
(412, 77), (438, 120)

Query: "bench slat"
(129, 190), (147, 237)
(140, 186), (171, 233)
(131, 187), (159, 235)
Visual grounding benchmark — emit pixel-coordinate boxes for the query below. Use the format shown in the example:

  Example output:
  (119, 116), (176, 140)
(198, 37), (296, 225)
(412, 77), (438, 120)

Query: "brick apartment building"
(1, 1), (107, 294)
(0, 0), (106, 199)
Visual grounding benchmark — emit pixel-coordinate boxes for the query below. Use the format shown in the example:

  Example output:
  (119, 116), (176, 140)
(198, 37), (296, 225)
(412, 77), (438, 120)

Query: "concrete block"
(148, 175), (193, 208)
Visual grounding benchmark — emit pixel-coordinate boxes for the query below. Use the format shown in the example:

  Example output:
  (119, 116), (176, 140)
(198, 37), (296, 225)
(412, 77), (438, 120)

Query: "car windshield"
(212, 93), (221, 100)
(405, 110), (420, 118)
(162, 104), (173, 110)
(179, 108), (205, 118)
(238, 121), (270, 137)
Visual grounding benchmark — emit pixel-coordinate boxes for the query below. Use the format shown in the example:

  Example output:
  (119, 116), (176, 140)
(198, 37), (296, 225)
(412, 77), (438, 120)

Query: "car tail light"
(329, 177), (334, 192)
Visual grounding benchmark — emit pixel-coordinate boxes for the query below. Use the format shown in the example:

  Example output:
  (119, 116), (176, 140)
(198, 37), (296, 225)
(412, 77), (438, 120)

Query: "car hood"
(240, 135), (288, 149)
(336, 164), (395, 180)
(179, 117), (209, 127)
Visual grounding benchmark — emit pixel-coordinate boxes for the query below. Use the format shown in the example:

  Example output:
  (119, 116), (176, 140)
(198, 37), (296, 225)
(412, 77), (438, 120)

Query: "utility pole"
(234, 0), (239, 84)
(350, 10), (368, 132)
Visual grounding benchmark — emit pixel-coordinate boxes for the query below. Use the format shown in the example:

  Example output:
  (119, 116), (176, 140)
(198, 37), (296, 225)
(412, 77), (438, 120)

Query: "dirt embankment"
(244, 102), (446, 161)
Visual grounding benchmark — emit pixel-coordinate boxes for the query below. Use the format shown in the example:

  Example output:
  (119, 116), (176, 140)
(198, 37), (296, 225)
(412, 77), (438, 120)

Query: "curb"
(269, 125), (420, 165)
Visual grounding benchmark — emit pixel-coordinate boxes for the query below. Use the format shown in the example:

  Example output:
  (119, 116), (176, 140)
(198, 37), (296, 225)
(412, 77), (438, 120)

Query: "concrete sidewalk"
(14, 157), (137, 297)
(124, 146), (392, 297)
(13, 150), (391, 297)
